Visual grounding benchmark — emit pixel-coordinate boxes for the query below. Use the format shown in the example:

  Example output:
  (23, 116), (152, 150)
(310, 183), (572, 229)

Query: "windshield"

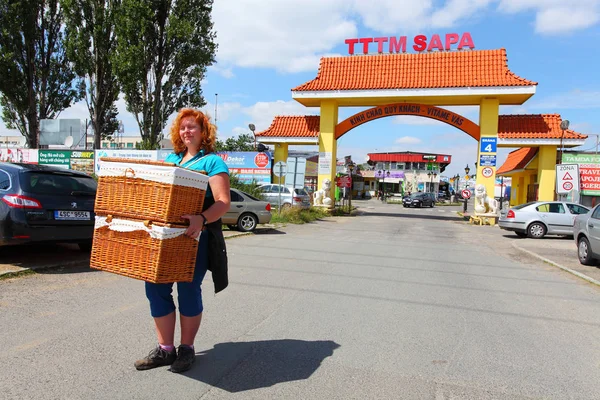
(294, 188), (309, 196)
(20, 172), (97, 196)
(512, 201), (537, 210)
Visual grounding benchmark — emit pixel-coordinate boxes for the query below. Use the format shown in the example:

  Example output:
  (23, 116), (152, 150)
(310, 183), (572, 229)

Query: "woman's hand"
(181, 214), (205, 239)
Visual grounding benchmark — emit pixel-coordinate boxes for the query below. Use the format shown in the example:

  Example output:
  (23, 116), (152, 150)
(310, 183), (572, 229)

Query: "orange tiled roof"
(498, 114), (586, 140)
(293, 49), (536, 92)
(497, 148), (538, 175)
(256, 116), (320, 137)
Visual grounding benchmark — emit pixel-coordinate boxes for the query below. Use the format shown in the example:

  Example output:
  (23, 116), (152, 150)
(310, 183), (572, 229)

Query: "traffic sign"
(480, 137), (497, 153)
(482, 167), (494, 178)
(461, 189), (471, 199)
(336, 176), (352, 188)
(556, 164), (579, 194)
(273, 161), (287, 177)
(479, 154), (496, 167)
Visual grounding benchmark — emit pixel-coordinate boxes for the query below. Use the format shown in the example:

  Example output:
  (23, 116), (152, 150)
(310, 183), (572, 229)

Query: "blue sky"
(2, 0), (600, 177)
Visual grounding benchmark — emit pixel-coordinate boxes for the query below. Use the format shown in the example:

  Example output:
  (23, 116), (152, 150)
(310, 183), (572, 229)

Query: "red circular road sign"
(254, 153), (269, 168)
(336, 176), (352, 188)
(461, 189), (471, 199)
(563, 181), (574, 191)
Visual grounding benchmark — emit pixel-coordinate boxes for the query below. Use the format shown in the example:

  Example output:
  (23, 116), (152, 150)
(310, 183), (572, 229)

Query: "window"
(230, 190), (244, 202)
(126, 143), (134, 148)
(391, 162), (397, 170)
(20, 172), (97, 196)
(259, 185), (271, 193)
(294, 188), (309, 196)
(0, 170), (10, 190)
(396, 163), (405, 170)
(405, 162), (412, 170)
(536, 203), (565, 214)
(592, 205), (600, 220)
(418, 162), (426, 170)
(567, 204), (590, 215)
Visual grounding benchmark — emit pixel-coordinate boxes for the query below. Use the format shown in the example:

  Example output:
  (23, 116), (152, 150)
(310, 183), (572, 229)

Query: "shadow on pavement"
(364, 211), (463, 222)
(183, 339), (340, 392)
(0, 243), (91, 273)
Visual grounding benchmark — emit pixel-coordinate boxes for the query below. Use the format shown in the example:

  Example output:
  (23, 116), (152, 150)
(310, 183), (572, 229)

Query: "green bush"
(270, 207), (331, 224)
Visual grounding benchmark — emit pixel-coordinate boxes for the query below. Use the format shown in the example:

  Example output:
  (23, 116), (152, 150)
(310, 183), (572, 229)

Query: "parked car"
(573, 204), (600, 265)
(499, 201), (590, 239)
(0, 163), (97, 250)
(402, 192), (435, 208)
(258, 184), (311, 209)
(222, 188), (272, 232)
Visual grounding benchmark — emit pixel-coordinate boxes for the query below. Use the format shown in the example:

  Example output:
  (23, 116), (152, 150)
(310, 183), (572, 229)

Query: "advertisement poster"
(562, 153), (600, 195)
(318, 152), (332, 175)
(0, 148), (38, 164)
(217, 151), (272, 184)
(94, 149), (158, 174)
(38, 150), (95, 175)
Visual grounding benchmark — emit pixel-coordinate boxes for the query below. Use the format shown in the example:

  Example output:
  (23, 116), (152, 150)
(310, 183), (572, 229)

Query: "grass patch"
(0, 269), (36, 281)
(270, 207), (332, 224)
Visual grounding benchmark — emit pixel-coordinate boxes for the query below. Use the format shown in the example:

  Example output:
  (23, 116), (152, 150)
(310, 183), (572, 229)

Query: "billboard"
(0, 148), (38, 164)
(94, 149), (158, 174)
(38, 150), (95, 175)
(217, 151), (272, 184)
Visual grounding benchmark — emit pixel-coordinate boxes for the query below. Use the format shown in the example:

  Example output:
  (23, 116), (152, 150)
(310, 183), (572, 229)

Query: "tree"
(62, 0), (121, 149)
(0, 0), (81, 148)
(113, 0), (217, 149)
(216, 133), (255, 152)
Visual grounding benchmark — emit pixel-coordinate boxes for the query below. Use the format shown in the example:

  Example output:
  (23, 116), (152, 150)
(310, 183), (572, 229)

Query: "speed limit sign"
(482, 167), (493, 178)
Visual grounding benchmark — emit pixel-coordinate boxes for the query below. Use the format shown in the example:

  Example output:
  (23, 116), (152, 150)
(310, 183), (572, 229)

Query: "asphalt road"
(1, 200), (599, 399)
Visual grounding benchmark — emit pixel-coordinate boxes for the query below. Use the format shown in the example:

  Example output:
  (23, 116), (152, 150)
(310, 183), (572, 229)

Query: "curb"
(511, 242), (600, 286)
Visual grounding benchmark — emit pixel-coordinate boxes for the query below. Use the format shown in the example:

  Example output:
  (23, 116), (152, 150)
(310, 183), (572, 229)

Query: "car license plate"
(54, 210), (91, 220)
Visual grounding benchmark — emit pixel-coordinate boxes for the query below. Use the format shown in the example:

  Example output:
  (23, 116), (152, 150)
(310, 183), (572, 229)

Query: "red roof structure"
(496, 148), (538, 175)
(293, 49), (536, 92)
(256, 116), (320, 138)
(498, 114), (586, 140)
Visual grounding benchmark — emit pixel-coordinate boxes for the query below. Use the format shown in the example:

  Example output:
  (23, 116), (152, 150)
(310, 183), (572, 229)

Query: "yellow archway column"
(476, 98), (500, 198)
(318, 100), (338, 203)
(273, 143), (289, 184)
(537, 145), (557, 201)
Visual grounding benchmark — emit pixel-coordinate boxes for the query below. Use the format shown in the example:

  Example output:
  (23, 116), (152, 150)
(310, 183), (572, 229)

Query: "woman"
(134, 108), (231, 373)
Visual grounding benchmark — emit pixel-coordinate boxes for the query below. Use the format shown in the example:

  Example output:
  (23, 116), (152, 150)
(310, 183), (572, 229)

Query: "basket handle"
(124, 168), (136, 178)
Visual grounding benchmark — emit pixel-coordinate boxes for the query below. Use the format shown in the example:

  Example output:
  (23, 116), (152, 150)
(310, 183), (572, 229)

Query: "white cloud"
(529, 90), (600, 109)
(395, 136), (422, 144)
(212, 0), (357, 73)
(203, 101), (242, 123)
(498, 0), (600, 34)
(242, 100), (319, 131)
(209, 65), (235, 79)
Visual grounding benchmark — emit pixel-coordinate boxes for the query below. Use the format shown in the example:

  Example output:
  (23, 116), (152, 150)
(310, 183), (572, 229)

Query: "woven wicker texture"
(95, 158), (207, 224)
(90, 219), (198, 283)
(99, 157), (177, 167)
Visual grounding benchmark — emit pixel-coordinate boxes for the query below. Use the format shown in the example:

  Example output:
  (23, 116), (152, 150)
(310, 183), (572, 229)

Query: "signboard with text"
(479, 154), (496, 167)
(217, 151), (272, 184)
(480, 137), (497, 153)
(561, 153), (600, 195)
(344, 32), (474, 55)
(95, 149), (158, 174)
(556, 164), (579, 194)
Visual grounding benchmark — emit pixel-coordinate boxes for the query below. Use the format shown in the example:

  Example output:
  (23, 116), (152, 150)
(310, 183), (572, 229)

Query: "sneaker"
(169, 345), (196, 373)
(134, 346), (177, 371)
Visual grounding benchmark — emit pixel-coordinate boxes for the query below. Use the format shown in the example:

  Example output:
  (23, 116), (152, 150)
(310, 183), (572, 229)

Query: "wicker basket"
(94, 158), (209, 224)
(90, 215), (198, 283)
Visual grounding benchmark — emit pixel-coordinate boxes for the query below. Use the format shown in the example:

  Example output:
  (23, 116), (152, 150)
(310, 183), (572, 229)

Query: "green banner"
(561, 152), (600, 196)
(562, 153), (600, 164)
(38, 150), (71, 166)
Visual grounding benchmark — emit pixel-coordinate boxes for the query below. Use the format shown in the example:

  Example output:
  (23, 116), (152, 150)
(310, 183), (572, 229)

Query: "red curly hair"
(170, 108), (217, 154)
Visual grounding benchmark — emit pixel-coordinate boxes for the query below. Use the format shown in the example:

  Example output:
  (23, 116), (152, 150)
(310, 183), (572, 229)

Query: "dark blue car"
(0, 163), (97, 250)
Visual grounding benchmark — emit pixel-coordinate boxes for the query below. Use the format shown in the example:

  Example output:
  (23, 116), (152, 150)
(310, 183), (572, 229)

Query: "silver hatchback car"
(258, 184), (311, 209)
(499, 201), (590, 239)
(573, 205), (600, 265)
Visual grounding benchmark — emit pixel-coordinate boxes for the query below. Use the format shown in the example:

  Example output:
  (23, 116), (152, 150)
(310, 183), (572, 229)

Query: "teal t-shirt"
(165, 151), (229, 197)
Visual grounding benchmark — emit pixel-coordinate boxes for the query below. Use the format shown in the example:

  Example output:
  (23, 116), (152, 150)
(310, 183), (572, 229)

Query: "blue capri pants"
(145, 231), (209, 318)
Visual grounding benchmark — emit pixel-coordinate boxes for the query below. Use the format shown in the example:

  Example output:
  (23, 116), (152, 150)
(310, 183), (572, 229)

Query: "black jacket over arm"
(202, 195), (229, 294)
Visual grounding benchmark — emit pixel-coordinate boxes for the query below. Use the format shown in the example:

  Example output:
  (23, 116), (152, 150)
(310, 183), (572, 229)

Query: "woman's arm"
(182, 172), (231, 238)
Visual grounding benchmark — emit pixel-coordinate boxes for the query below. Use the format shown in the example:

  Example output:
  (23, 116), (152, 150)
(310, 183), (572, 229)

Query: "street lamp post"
(248, 123), (256, 150)
(348, 163), (354, 211)
(559, 119), (570, 164)
(463, 165), (471, 213)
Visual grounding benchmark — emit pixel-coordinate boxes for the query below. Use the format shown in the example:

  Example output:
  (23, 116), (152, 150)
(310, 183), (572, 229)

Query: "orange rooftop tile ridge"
(292, 49), (536, 92)
(498, 114), (586, 140)
(256, 116), (320, 137)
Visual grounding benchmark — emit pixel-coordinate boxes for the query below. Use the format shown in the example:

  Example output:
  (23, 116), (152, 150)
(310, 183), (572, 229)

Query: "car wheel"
(527, 222), (547, 239)
(515, 231), (527, 238)
(78, 241), (92, 252)
(237, 213), (258, 232)
(430, 202), (434, 208)
(578, 237), (595, 265)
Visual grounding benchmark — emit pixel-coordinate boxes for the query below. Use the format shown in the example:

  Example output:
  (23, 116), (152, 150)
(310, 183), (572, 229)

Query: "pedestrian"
(134, 108), (231, 373)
